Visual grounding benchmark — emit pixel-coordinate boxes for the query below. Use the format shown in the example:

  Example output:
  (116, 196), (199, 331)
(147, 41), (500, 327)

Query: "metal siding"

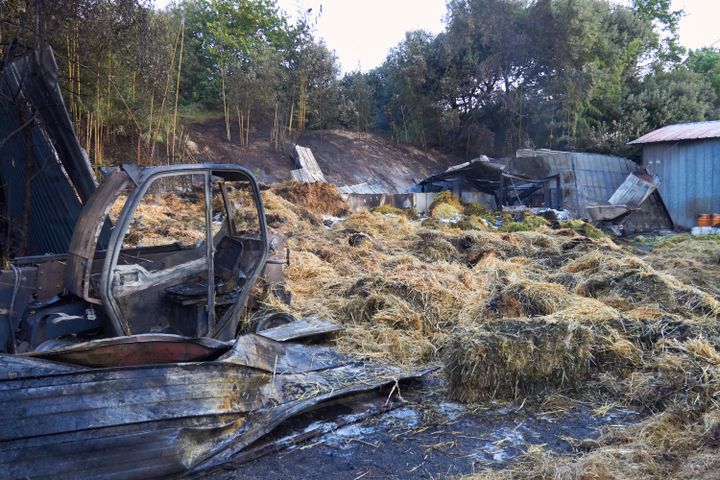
(642, 139), (720, 228)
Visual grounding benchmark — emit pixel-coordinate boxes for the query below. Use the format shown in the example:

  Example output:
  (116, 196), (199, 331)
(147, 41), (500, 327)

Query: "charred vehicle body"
(1, 163), (289, 353)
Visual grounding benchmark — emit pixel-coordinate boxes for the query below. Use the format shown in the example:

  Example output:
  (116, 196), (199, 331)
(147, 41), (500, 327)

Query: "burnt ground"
(107, 120), (461, 192)
(192, 374), (642, 480)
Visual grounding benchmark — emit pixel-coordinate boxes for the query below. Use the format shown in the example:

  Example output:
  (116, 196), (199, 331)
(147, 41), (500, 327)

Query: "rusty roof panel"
(629, 120), (720, 144)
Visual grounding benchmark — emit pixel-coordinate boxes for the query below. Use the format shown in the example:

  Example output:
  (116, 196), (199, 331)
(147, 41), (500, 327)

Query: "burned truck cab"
(1, 164), (283, 353)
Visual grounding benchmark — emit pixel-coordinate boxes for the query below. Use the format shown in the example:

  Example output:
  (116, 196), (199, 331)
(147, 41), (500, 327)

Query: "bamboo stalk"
(220, 63), (230, 141)
(245, 106), (250, 146)
(170, 18), (185, 161)
(147, 93), (154, 164)
(240, 104), (245, 147)
(151, 20), (182, 161)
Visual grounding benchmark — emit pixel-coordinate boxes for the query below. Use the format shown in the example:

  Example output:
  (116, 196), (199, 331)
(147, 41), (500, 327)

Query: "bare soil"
(178, 121), (460, 191)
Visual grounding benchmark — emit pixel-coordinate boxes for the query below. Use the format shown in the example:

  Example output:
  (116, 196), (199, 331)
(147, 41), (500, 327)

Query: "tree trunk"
(220, 65), (230, 142)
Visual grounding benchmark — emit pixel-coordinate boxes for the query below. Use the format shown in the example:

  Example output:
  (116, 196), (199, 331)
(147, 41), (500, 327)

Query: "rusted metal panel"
(629, 120), (720, 144)
(26, 334), (230, 367)
(65, 169), (130, 303)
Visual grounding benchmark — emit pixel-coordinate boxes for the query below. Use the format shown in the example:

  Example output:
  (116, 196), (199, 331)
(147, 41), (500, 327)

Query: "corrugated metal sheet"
(516, 149), (635, 218)
(642, 139), (720, 228)
(0, 49), (92, 255)
(629, 120), (720, 144)
(293, 145), (326, 183)
(608, 174), (658, 206)
(0, 334), (430, 479)
(338, 182), (386, 194)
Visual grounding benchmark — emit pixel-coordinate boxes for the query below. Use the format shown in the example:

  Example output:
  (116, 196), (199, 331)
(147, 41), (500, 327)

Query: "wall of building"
(642, 139), (720, 229)
(516, 149), (637, 218)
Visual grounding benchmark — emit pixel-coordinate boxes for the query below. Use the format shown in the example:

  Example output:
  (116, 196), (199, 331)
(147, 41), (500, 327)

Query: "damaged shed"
(418, 149), (673, 234)
(630, 120), (720, 229)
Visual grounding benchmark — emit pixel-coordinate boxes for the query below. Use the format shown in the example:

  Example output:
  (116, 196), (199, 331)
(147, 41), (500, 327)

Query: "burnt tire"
(253, 310), (297, 332)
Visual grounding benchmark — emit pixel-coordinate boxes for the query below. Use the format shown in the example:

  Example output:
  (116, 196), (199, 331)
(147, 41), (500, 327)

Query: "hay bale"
(488, 280), (569, 317)
(445, 320), (596, 402)
(548, 295), (620, 323)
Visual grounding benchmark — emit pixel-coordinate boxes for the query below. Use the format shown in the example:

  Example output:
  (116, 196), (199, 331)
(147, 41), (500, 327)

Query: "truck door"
(101, 171), (214, 337)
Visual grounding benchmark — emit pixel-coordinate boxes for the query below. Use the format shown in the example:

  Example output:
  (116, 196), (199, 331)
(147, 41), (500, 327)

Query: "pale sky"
(157, 0), (720, 73)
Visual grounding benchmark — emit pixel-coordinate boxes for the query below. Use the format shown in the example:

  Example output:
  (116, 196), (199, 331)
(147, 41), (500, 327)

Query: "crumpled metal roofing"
(629, 120), (720, 144)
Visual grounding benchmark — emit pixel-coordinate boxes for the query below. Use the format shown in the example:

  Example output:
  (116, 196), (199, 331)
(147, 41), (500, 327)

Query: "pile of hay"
(446, 320), (597, 401)
(260, 183), (720, 439)
(564, 251), (720, 316)
(272, 181), (347, 216)
(463, 334), (720, 480)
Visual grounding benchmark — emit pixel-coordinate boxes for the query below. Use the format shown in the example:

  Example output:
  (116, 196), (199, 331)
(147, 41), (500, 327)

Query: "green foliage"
(3, 0), (714, 166)
(500, 213), (549, 232)
(560, 220), (605, 239)
(431, 203), (462, 220)
(429, 191), (463, 212)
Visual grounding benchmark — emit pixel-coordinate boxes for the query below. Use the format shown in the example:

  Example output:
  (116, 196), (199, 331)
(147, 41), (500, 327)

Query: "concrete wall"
(642, 139), (720, 228)
(343, 192), (478, 214)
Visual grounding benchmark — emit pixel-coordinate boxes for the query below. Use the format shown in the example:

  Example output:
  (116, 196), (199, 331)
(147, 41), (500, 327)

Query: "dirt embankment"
(178, 121), (460, 191)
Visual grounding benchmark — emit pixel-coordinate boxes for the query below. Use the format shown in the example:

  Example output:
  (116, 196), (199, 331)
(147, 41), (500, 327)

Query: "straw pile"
(259, 183), (720, 476)
(446, 319), (597, 401)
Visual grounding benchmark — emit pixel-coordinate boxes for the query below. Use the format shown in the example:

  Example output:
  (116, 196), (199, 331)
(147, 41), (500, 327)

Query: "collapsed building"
(286, 143), (675, 234)
(416, 149), (674, 234)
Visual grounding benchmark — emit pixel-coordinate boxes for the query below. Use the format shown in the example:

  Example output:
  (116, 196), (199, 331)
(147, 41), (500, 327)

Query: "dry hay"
(116, 193), (206, 247)
(487, 280), (569, 318)
(259, 182), (720, 480)
(445, 319), (597, 402)
(564, 250), (720, 317)
(338, 211), (415, 240)
(643, 235), (720, 298)
(272, 181), (347, 216)
(431, 202), (462, 219)
(463, 335), (720, 479)
(429, 190), (464, 212)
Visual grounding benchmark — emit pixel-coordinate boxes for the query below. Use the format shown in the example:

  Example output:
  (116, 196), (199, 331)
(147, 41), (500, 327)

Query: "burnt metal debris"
(1, 333), (428, 479)
(0, 47), (428, 479)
